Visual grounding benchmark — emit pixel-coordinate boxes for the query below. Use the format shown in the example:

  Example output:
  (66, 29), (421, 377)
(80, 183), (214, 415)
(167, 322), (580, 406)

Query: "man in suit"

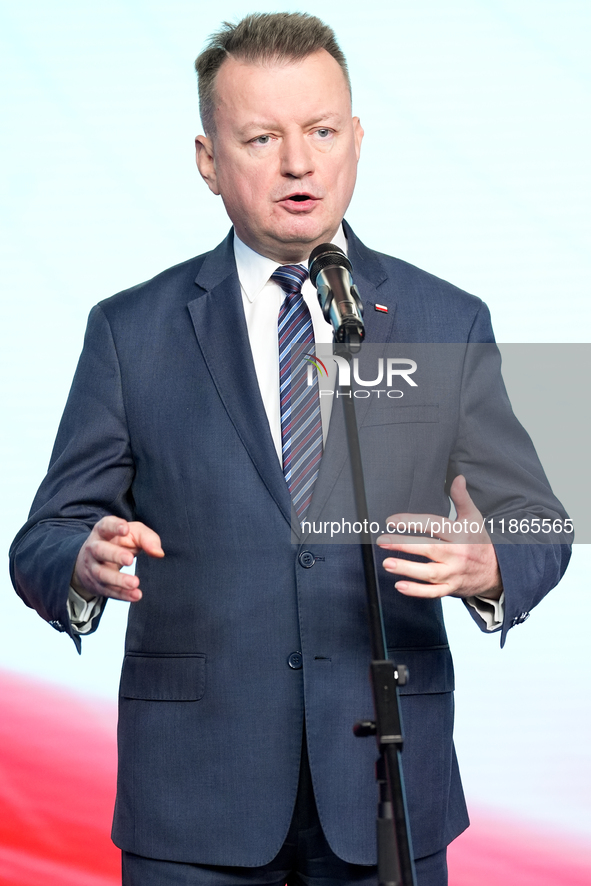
(9, 12), (571, 886)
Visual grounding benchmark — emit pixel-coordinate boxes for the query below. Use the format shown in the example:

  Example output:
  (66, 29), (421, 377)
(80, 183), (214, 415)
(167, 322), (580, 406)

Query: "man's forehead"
(214, 50), (351, 97)
(212, 52), (352, 130)
(217, 48), (344, 73)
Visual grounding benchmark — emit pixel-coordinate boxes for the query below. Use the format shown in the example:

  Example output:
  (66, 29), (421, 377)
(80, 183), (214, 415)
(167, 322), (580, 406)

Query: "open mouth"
(278, 193), (318, 212)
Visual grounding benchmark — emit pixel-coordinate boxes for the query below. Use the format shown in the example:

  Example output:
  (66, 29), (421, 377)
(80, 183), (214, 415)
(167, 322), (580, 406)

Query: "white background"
(1, 0), (589, 842)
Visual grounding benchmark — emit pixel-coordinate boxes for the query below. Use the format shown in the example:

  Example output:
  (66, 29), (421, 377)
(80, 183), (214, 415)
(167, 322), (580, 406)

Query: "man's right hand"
(71, 516), (164, 602)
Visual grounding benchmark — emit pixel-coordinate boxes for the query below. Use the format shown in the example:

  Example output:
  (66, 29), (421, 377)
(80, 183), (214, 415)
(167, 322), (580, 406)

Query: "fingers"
(380, 544), (454, 599)
(380, 477), (489, 546)
(94, 515), (132, 542)
(95, 517), (164, 557)
(126, 522), (165, 558)
(73, 541), (142, 603)
(377, 477), (500, 599)
(378, 527), (447, 547)
(72, 517), (164, 602)
(449, 474), (481, 521)
(81, 556), (142, 602)
(91, 537), (136, 570)
(378, 518), (469, 546)
(379, 542), (501, 599)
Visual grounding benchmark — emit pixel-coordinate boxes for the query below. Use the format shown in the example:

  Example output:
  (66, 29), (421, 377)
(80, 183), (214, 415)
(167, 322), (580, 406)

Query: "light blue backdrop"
(1, 0), (589, 843)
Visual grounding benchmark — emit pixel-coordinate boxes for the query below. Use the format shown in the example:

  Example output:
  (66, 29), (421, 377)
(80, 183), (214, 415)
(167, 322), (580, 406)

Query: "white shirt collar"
(233, 224), (349, 303)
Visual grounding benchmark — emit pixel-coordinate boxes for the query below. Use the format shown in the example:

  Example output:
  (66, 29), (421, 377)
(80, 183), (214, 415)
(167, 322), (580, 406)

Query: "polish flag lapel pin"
(374, 303), (388, 313)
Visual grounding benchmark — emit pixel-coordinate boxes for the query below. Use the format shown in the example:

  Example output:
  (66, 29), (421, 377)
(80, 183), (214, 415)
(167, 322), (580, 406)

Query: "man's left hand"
(377, 475), (502, 600)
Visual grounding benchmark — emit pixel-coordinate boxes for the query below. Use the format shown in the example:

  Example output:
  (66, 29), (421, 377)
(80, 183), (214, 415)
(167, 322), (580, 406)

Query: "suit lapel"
(186, 226), (398, 535)
(187, 233), (293, 527)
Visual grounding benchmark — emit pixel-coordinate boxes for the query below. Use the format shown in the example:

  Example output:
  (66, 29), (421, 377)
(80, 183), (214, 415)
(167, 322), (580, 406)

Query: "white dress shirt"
(68, 226), (503, 633)
(234, 225), (344, 457)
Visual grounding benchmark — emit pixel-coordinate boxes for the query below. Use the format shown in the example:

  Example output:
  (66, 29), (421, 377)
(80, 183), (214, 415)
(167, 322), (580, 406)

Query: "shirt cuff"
(67, 587), (105, 635)
(465, 591), (505, 631)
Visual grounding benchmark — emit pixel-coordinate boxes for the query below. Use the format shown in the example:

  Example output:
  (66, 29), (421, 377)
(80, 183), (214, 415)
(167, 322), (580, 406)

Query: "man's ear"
(195, 135), (220, 195)
(352, 117), (364, 161)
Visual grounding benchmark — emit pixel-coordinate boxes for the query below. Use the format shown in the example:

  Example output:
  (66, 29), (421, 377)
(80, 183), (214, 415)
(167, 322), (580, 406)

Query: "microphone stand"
(335, 339), (417, 886)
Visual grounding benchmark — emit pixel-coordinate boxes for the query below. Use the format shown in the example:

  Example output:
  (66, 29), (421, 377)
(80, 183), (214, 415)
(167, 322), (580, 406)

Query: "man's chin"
(234, 215), (341, 263)
(265, 221), (340, 262)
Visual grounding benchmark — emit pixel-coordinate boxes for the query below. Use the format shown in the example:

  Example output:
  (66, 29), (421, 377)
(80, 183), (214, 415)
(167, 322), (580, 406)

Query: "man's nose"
(280, 133), (314, 178)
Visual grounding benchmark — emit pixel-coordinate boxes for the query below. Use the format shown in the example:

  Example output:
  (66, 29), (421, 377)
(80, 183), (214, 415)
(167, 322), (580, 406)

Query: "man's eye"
(252, 135), (271, 145)
(315, 129), (332, 138)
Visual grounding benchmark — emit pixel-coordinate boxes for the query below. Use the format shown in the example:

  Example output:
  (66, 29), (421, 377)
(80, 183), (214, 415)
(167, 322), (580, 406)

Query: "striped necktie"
(273, 264), (323, 520)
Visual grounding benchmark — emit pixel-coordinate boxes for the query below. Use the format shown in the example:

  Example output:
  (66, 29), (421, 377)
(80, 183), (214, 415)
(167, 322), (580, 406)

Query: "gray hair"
(195, 12), (351, 136)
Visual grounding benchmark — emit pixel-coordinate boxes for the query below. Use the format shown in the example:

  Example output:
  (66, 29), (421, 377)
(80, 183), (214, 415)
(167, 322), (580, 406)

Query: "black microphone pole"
(309, 244), (417, 886)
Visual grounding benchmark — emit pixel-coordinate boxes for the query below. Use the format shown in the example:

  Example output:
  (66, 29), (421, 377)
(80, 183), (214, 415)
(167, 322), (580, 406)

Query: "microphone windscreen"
(308, 243), (352, 287)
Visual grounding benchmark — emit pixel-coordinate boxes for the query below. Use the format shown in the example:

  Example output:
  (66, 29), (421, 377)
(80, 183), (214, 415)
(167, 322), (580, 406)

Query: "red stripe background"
(0, 671), (589, 885)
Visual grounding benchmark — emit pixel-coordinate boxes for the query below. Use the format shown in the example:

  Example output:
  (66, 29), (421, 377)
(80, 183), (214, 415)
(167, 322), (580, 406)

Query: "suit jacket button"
(288, 652), (303, 669)
(511, 611), (530, 627)
(298, 551), (315, 568)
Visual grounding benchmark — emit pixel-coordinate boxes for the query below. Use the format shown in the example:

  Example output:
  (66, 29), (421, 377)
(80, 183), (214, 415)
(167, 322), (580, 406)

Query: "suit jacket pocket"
(363, 404), (439, 428)
(387, 646), (454, 695)
(120, 652), (206, 701)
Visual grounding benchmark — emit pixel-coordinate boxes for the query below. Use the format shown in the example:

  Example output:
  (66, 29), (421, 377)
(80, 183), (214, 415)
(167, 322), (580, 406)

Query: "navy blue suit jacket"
(10, 225), (570, 865)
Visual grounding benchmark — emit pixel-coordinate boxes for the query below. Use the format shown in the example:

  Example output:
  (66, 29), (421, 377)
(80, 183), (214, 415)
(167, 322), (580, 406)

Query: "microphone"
(308, 243), (364, 352)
